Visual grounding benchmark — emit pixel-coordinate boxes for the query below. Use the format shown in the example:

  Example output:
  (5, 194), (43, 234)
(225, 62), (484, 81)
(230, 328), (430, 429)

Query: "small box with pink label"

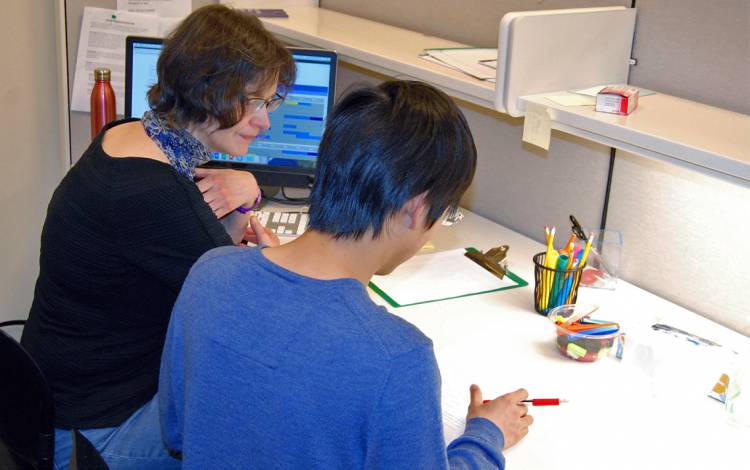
(595, 86), (639, 115)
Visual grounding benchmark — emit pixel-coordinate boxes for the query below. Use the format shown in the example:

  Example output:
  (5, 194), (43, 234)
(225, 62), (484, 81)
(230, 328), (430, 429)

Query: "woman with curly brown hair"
(21, 5), (294, 469)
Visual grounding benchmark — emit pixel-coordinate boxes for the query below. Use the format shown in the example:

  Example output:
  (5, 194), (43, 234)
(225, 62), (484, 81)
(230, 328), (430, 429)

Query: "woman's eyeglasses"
(245, 92), (285, 114)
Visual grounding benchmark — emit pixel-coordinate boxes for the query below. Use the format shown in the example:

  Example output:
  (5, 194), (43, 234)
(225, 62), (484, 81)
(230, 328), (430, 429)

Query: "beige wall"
(0, 0), (64, 335)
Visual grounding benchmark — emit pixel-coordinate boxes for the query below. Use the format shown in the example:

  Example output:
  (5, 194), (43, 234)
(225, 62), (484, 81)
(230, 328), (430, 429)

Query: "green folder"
(369, 247), (528, 308)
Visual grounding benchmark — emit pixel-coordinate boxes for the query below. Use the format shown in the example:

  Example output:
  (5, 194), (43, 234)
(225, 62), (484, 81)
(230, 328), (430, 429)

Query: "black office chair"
(0, 320), (54, 470)
(0, 321), (108, 470)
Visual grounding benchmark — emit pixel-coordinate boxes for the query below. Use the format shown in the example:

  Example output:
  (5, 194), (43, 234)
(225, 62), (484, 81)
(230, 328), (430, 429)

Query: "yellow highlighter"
(579, 233), (595, 267)
(542, 226), (559, 310)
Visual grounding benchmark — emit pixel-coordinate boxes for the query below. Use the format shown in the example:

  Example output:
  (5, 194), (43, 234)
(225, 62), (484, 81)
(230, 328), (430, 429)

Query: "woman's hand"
(195, 168), (260, 218)
(244, 216), (280, 248)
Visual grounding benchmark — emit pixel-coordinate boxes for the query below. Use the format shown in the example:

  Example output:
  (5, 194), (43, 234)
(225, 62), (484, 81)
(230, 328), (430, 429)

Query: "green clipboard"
(368, 247), (528, 308)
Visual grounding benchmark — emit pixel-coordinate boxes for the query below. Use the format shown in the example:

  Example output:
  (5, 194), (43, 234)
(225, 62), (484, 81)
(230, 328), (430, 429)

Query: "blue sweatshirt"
(159, 247), (505, 469)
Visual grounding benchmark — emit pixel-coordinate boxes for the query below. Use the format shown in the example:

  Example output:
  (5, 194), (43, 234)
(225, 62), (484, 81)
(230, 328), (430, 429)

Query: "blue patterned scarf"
(142, 111), (212, 180)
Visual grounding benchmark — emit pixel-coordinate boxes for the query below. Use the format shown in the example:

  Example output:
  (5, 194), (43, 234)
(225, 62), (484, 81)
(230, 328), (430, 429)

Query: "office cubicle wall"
(324, 0), (750, 334)
(608, 152), (749, 333)
(611, 0), (750, 333)
(59, 0), (749, 333)
(323, 0), (626, 49)
(629, 0), (750, 115)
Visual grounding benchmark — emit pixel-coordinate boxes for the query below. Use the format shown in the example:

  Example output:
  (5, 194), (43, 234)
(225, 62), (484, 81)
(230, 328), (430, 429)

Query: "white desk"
(374, 209), (749, 470)
(521, 92), (750, 182)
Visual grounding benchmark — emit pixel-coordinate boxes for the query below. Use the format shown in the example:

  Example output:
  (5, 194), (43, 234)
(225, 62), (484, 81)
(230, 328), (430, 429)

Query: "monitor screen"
(125, 36), (337, 188)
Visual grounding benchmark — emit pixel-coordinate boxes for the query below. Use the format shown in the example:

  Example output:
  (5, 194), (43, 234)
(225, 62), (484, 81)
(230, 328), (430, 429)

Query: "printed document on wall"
(71, 7), (169, 114)
(117, 0), (191, 17)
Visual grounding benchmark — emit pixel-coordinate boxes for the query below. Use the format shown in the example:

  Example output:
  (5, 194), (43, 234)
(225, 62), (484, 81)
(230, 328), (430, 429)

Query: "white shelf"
(259, 6), (495, 109)
(261, 6), (750, 183)
(521, 93), (750, 182)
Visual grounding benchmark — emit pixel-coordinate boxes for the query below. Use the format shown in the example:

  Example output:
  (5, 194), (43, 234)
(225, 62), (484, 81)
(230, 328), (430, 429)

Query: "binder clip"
(465, 245), (509, 279)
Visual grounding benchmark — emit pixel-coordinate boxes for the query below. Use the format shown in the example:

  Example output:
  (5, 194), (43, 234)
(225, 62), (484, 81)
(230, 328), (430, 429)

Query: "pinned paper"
(117, 0), (191, 17)
(71, 7), (177, 114)
(522, 102), (551, 150)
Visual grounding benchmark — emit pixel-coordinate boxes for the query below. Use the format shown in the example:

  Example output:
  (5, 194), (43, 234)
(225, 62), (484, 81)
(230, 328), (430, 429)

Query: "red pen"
(521, 398), (568, 406)
(483, 398), (568, 406)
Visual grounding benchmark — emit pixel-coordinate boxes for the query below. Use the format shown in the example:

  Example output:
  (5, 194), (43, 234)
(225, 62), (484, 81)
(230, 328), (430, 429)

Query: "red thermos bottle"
(90, 67), (116, 139)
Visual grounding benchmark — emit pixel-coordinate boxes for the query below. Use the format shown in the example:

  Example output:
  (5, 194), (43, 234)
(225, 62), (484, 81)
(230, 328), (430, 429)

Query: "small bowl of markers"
(548, 304), (621, 362)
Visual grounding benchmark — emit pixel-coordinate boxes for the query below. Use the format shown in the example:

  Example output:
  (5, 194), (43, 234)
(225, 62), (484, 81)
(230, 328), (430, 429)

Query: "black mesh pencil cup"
(533, 252), (585, 314)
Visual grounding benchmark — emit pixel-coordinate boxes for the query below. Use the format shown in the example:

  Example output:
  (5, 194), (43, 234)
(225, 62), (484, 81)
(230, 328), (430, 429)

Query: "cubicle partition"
(321, 0), (750, 334)
(58, 0), (749, 334)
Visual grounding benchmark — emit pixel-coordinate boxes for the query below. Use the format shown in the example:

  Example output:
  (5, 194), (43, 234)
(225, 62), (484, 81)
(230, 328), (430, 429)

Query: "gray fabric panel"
(629, 0), (750, 114)
(607, 151), (750, 335)
(321, 0), (627, 48)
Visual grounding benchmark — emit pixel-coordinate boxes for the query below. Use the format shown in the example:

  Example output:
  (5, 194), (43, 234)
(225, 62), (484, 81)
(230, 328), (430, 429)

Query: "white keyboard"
(252, 210), (309, 238)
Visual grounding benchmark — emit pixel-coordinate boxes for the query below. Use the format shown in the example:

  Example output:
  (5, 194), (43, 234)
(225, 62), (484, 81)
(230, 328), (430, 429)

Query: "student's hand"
(466, 385), (533, 450)
(195, 168), (260, 219)
(244, 216), (280, 248)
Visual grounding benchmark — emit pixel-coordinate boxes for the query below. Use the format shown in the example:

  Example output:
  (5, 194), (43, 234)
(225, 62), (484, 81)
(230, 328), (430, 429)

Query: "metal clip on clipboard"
(465, 245), (509, 280)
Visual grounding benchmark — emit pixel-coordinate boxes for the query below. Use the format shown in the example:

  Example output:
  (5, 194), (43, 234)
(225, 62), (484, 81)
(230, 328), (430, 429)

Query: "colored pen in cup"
(483, 398), (568, 406)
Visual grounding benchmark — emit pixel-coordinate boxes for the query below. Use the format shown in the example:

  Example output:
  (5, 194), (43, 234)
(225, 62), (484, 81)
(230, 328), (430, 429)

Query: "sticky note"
(522, 102), (551, 150)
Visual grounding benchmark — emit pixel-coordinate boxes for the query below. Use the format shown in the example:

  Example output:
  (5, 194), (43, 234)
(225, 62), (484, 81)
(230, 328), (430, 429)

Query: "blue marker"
(557, 249), (583, 305)
(548, 254), (569, 309)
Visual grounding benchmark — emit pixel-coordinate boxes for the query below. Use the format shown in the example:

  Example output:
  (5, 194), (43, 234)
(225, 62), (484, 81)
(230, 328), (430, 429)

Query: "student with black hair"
(159, 80), (533, 469)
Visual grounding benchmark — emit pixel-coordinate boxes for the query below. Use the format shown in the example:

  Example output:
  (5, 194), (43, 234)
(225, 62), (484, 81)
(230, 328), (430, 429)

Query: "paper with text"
(371, 249), (513, 306)
(71, 7), (177, 114)
(117, 0), (191, 17)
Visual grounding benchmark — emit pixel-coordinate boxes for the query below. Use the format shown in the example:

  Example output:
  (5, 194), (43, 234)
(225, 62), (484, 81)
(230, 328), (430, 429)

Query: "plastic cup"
(547, 304), (621, 362)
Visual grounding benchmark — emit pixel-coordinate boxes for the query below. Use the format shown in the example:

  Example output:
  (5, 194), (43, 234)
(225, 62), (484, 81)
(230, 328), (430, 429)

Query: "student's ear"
(400, 192), (429, 230)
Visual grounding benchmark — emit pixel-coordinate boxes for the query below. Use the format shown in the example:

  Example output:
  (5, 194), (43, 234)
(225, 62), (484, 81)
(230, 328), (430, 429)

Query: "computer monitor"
(124, 36), (338, 189)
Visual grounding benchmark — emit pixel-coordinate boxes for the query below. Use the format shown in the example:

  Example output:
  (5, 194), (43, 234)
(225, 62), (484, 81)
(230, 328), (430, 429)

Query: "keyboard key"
(272, 212), (281, 223)
(259, 211), (269, 225)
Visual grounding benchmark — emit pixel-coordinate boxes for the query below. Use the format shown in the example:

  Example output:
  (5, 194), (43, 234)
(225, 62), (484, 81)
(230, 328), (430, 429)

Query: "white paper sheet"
(420, 48), (497, 82)
(220, 0), (319, 7)
(545, 93), (596, 107)
(117, 0), (191, 17)
(71, 7), (177, 114)
(370, 249), (514, 306)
